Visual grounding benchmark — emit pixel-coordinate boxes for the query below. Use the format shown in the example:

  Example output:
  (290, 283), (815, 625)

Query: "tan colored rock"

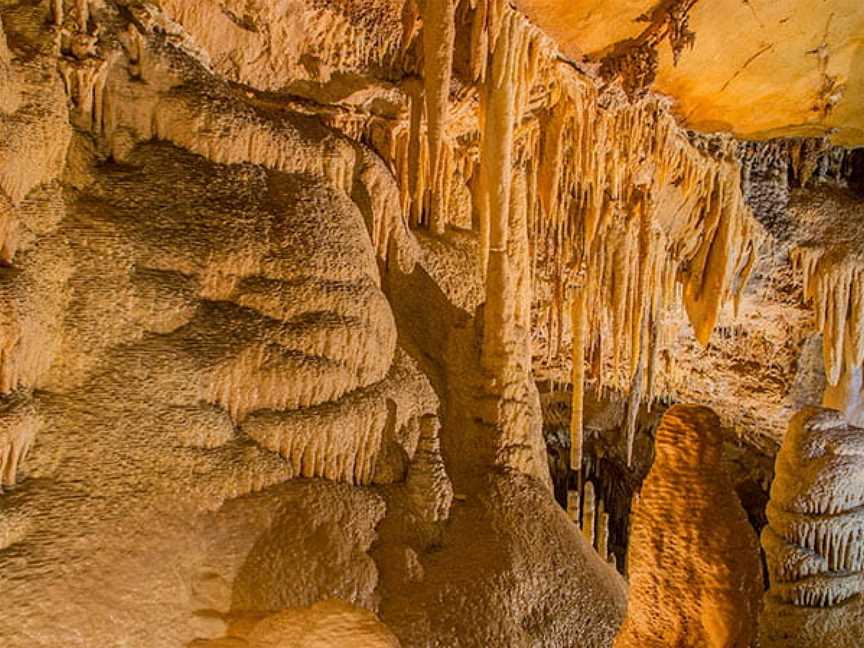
(0, 8), (442, 645)
(246, 600), (400, 648)
(0, 394), (38, 489)
(614, 404), (763, 648)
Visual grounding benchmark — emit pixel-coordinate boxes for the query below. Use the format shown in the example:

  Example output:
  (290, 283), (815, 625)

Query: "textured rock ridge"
(190, 599), (401, 648)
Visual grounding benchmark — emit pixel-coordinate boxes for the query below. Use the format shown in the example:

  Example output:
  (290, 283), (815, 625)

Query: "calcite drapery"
(401, 1), (761, 473)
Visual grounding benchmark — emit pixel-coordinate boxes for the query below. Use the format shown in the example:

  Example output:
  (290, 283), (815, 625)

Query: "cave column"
(480, 11), (520, 378)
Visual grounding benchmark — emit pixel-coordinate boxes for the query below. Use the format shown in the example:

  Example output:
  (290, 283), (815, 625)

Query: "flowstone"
(761, 407), (864, 647)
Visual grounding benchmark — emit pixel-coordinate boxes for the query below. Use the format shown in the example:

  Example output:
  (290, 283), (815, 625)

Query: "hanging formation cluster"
(368, 1), (763, 469)
(794, 249), (864, 387)
(740, 139), (863, 408)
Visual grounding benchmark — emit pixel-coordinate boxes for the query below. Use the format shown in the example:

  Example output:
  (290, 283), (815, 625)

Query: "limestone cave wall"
(0, 0), (862, 646)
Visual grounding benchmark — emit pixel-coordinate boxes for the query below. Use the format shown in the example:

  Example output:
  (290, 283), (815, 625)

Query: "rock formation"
(0, 2), (625, 645)
(761, 407), (864, 646)
(614, 405), (763, 647)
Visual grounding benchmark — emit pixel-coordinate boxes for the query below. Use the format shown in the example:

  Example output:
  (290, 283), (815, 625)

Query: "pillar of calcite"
(566, 488), (580, 523)
(598, 507), (610, 561)
(760, 407), (864, 647)
(582, 480), (596, 546)
(614, 404), (763, 648)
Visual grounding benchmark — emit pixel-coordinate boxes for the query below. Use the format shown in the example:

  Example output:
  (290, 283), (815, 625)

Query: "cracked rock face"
(761, 407), (864, 646)
(516, 0), (864, 145)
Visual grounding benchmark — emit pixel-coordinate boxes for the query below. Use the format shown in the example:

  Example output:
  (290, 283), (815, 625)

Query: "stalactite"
(487, 0), (507, 55)
(420, 0), (455, 235)
(400, 0), (420, 54)
(623, 353), (643, 468)
(76, 0), (90, 30)
(52, 0), (64, 27)
(407, 83), (425, 229)
(480, 12), (521, 374)
(468, 0), (487, 82)
(538, 98), (568, 225)
(794, 249), (864, 389)
(569, 284), (586, 469)
(368, 2), (762, 418)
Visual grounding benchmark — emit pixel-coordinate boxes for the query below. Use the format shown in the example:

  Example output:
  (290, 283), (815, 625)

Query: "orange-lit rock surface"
(190, 599), (402, 648)
(614, 405), (763, 647)
(517, 0), (864, 144)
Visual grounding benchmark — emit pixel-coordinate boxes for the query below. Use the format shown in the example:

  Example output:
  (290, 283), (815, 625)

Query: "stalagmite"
(760, 408), (864, 647)
(582, 480), (596, 547)
(567, 488), (580, 523)
(614, 405), (762, 648)
(598, 508), (610, 561)
(420, 0), (455, 235)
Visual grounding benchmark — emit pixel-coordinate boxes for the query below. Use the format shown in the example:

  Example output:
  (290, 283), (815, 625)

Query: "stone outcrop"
(0, 2), (626, 646)
(516, 0), (864, 145)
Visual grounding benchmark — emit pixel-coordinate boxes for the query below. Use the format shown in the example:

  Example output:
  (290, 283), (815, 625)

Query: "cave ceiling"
(516, 0), (864, 145)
